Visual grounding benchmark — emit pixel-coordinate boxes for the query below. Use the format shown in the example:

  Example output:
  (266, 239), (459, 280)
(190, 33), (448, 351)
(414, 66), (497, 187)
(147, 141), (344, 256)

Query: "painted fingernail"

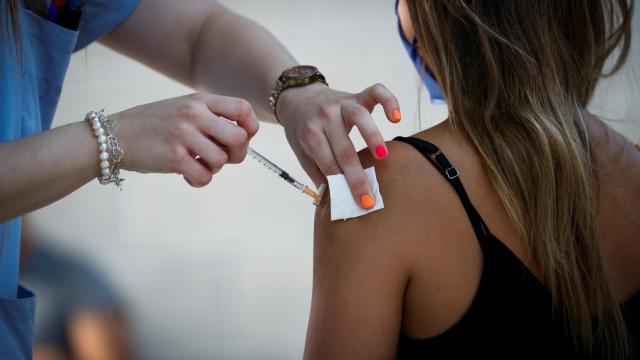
(375, 144), (389, 158)
(391, 110), (402, 123)
(360, 194), (375, 210)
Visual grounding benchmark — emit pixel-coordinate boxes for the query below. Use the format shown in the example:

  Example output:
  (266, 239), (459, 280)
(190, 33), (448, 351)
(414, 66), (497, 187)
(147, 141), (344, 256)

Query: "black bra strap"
(393, 136), (491, 243)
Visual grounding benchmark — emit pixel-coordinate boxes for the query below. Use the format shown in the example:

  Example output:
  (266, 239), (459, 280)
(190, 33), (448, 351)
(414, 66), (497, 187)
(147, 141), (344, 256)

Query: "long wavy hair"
(406, 0), (634, 357)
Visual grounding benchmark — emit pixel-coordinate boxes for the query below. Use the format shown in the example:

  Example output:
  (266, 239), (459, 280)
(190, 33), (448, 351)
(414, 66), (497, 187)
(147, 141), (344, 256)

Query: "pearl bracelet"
(85, 110), (125, 189)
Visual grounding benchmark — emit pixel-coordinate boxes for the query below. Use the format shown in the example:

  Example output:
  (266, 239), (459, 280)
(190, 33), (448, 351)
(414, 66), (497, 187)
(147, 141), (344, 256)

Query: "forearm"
(0, 122), (99, 222)
(190, 6), (297, 121)
(98, 0), (400, 203)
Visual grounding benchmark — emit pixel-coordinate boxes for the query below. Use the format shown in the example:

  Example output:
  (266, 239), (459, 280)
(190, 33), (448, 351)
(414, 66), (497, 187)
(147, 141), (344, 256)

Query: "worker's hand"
(114, 93), (259, 187)
(277, 83), (401, 209)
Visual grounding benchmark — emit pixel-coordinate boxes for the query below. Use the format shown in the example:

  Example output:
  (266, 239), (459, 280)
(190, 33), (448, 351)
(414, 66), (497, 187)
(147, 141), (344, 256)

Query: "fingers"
(299, 123), (342, 178)
(341, 102), (389, 160)
(198, 115), (249, 164)
(180, 155), (213, 188)
(181, 93), (252, 164)
(196, 93), (260, 139)
(324, 121), (376, 209)
(297, 155), (326, 189)
(184, 128), (229, 173)
(356, 83), (402, 123)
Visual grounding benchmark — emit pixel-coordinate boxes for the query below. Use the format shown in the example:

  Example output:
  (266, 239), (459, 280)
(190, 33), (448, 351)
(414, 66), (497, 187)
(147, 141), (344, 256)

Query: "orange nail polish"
(360, 194), (375, 209)
(391, 110), (401, 123)
(375, 144), (388, 158)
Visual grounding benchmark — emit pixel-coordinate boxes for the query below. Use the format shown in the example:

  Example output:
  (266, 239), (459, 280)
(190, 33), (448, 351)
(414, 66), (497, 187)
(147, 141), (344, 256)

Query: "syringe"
(247, 147), (322, 205)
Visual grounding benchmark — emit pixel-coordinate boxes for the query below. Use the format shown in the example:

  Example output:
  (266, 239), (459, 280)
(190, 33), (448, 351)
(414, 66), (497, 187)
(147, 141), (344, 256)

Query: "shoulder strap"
(393, 136), (491, 244)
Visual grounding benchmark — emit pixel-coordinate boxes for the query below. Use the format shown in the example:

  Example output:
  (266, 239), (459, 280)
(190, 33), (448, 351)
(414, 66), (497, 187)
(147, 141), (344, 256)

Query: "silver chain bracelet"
(85, 110), (125, 189)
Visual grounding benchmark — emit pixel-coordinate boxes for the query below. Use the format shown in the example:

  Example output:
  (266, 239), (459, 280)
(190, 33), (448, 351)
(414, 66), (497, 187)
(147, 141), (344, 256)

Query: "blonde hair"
(406, 0), (634, 358)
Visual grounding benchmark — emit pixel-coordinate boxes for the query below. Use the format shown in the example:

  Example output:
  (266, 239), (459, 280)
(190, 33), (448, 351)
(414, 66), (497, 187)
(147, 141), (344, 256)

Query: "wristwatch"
(268, 65), (328, 123)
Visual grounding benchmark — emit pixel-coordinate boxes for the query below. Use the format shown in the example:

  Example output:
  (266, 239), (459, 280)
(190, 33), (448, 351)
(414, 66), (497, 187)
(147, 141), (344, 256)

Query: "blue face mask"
(395, 0), (446, 104)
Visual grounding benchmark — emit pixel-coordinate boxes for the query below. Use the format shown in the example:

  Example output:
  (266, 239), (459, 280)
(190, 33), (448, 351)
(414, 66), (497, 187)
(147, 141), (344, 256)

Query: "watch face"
(283, 65), (318, 79)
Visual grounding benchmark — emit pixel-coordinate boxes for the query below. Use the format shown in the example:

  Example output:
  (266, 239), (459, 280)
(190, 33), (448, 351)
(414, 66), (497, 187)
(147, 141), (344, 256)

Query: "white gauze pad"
(327, 166), (384, 221)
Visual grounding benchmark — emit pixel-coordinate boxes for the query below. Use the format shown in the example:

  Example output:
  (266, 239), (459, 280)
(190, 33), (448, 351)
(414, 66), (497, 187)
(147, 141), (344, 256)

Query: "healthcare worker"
(0, 0), (402, 357)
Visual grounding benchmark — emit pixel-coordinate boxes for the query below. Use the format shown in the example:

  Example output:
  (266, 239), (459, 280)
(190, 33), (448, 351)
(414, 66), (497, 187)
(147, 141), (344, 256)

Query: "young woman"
(307, 0), (639, 358)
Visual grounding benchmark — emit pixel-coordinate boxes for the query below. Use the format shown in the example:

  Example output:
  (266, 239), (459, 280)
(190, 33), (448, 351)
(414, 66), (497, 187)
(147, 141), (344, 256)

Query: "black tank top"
(393, 136), (640, 359)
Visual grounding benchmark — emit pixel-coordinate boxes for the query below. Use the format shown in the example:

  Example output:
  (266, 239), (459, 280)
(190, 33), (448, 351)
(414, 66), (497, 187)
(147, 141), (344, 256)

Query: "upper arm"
(99, 0), (225, 84)
(304, 146), (418, 360)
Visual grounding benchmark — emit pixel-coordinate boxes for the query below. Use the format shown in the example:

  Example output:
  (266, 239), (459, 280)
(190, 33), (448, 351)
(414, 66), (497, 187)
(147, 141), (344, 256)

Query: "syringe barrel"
(248, 147), (305, 192)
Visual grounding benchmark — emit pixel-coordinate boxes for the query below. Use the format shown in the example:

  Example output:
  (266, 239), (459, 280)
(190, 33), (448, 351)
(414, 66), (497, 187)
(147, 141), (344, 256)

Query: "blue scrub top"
(0, 1), (139, 358)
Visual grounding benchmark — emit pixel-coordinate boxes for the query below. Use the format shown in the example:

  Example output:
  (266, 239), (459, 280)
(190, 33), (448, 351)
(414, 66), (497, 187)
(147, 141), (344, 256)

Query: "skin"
(32, 311), (131, 360)
(67, 310), (132, 360)
(304, 2), (640, 358)
(0, 0), (401, 223)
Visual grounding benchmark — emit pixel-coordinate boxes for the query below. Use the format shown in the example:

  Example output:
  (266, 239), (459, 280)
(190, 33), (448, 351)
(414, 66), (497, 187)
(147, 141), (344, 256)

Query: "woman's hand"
(115, 93), (259, 187)
(277, 83), (401, 208)
(0, 92), (258, 222)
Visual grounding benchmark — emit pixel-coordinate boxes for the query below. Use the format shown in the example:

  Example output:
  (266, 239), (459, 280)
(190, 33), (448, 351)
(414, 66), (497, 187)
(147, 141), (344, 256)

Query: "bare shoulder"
(307, 124), (496, 354)
(313, 124), (474, 275)
(307, 134), (464, 358)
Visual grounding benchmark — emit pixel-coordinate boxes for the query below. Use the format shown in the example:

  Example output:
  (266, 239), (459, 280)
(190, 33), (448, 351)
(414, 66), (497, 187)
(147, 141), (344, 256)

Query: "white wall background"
(28, 1), (639, 359)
